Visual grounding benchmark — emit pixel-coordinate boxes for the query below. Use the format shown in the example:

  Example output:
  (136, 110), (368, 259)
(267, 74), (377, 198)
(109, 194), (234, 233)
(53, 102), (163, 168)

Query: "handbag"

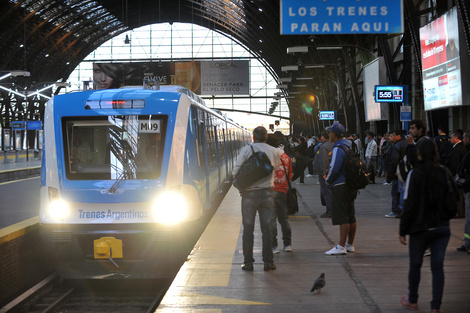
(281, 158), (299, 215)
(233, 145), (274, 191)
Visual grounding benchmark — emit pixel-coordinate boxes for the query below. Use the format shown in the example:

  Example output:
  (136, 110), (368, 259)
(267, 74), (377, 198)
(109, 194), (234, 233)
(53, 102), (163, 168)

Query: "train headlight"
(152, 191), (189, 224)
(47, 187), (70, 221)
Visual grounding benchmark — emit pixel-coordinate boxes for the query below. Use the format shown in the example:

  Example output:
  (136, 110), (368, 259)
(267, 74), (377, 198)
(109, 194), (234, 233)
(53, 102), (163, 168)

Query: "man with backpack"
(233, 126), (281, 271)
(324, 123), (358, 255)
(435, 126), (452, 165)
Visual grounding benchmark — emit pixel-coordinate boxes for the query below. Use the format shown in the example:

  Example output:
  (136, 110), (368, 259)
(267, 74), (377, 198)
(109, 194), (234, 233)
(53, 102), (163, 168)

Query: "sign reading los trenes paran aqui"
(280, 0), (404, 35)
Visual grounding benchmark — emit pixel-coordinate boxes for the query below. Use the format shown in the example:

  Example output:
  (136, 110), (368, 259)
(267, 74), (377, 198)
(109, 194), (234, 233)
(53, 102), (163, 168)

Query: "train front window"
(63, 115), (167, 180)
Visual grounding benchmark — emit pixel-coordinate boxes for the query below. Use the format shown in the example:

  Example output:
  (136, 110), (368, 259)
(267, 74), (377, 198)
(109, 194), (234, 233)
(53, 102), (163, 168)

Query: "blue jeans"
(272, 191), (292, 247)
(391, 178), (405, 214)
(319, 175), (332, 214)
(241, 189), (275, 264)
(408, 226), (450, 311)
(367, 156), (377, 182)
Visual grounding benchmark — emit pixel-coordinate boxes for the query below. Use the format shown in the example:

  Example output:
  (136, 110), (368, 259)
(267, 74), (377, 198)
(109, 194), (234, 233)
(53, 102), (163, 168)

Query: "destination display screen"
(375, 86), (404, 103)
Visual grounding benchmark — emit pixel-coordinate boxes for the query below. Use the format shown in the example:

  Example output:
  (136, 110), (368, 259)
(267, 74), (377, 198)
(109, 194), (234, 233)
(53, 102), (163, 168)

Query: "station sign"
(400, 106), (412, 121)
(319, 111), (335, 120)
(280, 0), (404, 35)
(375, 85), (404, 103)
(27, 121), (42, 130)
(11, 121), (26, 130)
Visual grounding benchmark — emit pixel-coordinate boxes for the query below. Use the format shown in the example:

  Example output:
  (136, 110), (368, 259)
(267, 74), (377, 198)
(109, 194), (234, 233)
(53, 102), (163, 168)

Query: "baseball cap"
(326, 123), (345, 136)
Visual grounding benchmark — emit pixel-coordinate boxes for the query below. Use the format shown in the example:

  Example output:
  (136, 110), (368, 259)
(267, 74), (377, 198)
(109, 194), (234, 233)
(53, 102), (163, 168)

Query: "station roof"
(0, 0), (377, 87)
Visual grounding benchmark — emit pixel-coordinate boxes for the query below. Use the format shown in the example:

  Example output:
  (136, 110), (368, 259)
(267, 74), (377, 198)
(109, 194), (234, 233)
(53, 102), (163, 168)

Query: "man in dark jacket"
(446, 129), (466, 176)
(457, 130), (470, 250)
(385, 130), (408, 218)
(456, 130), (470, 252)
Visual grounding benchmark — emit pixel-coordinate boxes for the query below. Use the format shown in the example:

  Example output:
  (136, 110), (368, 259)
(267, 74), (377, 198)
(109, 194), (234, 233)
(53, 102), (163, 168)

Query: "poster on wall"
(420, 7), (462, 111)
(92, 60), (249, 96)
(200, 60), (249, 95)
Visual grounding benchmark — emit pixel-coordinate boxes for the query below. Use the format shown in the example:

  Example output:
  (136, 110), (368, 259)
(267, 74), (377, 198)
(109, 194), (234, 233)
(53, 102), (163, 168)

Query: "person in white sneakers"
(324, 123), (357, 255)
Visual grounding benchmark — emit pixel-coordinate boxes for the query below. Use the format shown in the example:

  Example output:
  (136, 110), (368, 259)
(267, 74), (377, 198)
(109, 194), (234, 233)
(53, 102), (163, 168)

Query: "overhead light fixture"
(292, 85), (307, 88)
(10, 70), (31, 77)
(297, 77), (313, 80)
(279, 77), (292, 83)
(289, 91), (301, 95)
(55, 82), (70, 87)
(305, 65), (325, 69)
(274, 92), (283, 96)
(317, 46), (342, 50)
(281, 65), (298, 72)
(276, 84), (288, 89)
(124, 34), (131, 44)
(287, 46), (309, 54)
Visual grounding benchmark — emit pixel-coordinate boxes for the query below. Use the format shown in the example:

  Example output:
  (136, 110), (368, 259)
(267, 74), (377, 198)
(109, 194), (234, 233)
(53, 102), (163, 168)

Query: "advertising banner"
(93, 60), (249, 96)
(280, 0), (404, 35)
(200, 60), (249, 95)
(420, 7), (462, 110)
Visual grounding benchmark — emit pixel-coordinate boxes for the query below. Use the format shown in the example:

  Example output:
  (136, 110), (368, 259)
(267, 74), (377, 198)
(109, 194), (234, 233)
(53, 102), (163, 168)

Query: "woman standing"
(399, 140), (458, 313)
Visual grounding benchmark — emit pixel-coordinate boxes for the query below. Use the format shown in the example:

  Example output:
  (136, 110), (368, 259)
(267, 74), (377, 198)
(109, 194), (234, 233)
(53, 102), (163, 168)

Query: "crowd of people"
(232, 119), (467, 313)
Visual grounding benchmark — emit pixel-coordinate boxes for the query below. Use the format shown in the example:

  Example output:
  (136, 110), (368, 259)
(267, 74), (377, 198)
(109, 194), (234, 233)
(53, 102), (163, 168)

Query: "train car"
(39, 85), (251, 279)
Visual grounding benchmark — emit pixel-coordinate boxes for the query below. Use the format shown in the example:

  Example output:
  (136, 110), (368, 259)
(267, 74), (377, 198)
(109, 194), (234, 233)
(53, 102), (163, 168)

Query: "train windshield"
(62, 115), (167, 180)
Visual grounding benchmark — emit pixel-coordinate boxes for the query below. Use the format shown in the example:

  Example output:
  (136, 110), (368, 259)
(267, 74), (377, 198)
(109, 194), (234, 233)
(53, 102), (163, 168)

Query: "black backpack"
(336, 145), (370, 190)
(233, 145), (274, 191)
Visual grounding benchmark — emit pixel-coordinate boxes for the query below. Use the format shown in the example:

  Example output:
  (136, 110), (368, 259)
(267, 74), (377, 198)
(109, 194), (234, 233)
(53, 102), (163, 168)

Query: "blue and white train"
(40, 85), (251, 278)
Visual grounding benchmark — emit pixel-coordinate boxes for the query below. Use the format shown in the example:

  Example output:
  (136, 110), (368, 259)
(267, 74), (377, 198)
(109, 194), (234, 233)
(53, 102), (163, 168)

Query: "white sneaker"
(345, 243), (355, 253)
(306, 174), (314, 177)
(325, 245), (347, 255)
(283, 245), (292, 252)
(273, 247), (280, 254)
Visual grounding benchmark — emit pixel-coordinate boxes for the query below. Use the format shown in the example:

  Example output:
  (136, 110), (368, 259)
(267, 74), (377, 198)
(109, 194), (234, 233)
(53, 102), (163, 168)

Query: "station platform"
(0, 151), (41, 183)
(156, 176), (470, 313)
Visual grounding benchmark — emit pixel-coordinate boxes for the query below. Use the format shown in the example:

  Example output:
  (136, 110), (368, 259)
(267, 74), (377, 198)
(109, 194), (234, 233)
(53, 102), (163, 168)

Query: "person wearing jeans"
(233, 126), (281, 272)
(266, 133), (293, 253)
(399, 139), (456, 313)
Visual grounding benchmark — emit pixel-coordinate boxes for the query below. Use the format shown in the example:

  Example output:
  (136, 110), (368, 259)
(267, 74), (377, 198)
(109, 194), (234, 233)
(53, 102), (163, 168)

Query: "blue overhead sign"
(280, 0), (404, 35)
(11, 121), (26, 130)
(27, 121), (42, 130)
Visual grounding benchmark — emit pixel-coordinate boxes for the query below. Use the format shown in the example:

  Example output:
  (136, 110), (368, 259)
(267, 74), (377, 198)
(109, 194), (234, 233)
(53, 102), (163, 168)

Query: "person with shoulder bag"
(232, 126), (281, 272)
(399, 140), (457, 313)
(266, 134), (294, 254)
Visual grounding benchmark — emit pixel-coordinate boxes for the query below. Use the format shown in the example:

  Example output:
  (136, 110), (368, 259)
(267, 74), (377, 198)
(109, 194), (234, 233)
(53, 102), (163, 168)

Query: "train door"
(213, 125), (221, 192)
(197, 110), (210, 209)
(222, 127), (229, 182)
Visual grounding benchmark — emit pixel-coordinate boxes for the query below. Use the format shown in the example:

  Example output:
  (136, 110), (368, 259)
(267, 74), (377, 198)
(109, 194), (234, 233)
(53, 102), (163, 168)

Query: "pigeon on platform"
(310, 272), (326, 293)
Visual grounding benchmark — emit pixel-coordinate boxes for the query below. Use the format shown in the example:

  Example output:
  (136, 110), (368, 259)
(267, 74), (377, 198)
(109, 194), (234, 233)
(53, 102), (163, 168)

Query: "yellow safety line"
(0, 217), (39, 244)
(0, 176), (39, 186)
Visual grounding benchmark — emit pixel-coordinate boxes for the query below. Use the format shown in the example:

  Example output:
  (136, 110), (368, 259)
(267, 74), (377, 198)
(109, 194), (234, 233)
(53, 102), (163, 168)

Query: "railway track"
(5, 274), (170, 313)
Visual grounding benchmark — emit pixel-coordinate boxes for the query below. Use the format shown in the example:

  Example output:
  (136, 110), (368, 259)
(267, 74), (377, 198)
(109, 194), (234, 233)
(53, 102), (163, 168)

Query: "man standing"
(385, 130), (408, 218)
(456, 130), (470, 253)
(312, 131), (334, 218)
(365, 131), (378, 184)
(447, 129), (466, 217)
(233, 126), (281, 271)
(324, 123), (357, 255)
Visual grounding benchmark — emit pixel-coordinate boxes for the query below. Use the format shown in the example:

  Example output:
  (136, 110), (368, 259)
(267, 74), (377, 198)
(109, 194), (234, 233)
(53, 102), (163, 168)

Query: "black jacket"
(400, 163), (456, 236)
(446, 141), (466, 175)
(387, 138), (408, 182)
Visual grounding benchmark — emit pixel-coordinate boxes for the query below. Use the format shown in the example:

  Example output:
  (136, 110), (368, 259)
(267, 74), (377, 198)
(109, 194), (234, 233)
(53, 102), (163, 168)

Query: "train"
(39, 85), (251, 278)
